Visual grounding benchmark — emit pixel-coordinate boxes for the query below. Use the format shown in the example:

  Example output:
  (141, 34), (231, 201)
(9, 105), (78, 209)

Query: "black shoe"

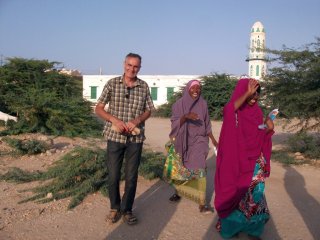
(169, 194), (181, 202)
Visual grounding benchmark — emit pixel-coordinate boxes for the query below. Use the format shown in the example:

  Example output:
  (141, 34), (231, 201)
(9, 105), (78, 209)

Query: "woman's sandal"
(248, 235), (262, 240)
(107, 209), (122, 223)
(169, 193), (181, 202)
(122, 211), (138, 225)
(199, 205), (214, 214)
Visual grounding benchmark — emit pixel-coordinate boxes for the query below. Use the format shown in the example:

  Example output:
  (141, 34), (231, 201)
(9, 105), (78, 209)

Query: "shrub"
(272, 150), (297, 165)
(287, 132), (320, 159)
(0, 147), (166, 209)
(2, 137), (49, 155)
(0, 58), (103, 137)
(153, 73), (237, 120)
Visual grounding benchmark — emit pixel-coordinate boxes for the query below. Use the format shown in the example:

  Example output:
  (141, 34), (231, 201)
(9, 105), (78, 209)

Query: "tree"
(264, 38), (320, 131)
(154, 73), (237, 120)
(153, 91), (182, 118)
(0, 58), (103, 136)
(201, 73), (237, 119)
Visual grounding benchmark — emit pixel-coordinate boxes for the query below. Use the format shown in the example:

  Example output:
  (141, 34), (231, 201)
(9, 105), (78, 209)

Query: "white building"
(59, 68), (82, 76)
(83, 21), (265, 107)
(83, 75), (201, 107)
(246, 21), (267, 80)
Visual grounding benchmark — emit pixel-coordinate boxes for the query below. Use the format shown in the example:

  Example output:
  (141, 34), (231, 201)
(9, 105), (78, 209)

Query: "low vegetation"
(0, 146), (165, 209)
(272, 132), (320, 165)
(1, 137), (50, 155)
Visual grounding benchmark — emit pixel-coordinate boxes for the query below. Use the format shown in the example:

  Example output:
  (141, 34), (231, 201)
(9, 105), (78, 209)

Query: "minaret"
(246, 21), (267, 80)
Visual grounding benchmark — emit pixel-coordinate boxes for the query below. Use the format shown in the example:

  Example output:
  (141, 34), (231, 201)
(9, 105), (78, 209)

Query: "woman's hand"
(264, 116), (274, 132)
(247, 78), (260, 96)
(234, 79), (260, 111)
(180, 112), (199, 125)
(208, 132), (218, 148)
(212, 139), (218, 148)
(184, 112), (199, 121)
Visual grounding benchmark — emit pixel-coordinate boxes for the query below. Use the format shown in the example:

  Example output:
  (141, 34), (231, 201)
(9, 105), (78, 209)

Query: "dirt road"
(0, 118), (319, 240)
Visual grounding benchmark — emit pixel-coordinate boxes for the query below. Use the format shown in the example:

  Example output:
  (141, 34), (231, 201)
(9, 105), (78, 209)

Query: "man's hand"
(127, 117), (141, 132)
(114, 120), (129, 133)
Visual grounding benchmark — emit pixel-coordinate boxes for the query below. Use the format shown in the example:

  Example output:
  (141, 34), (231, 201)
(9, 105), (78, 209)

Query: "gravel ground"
(0, 117), (319, 240)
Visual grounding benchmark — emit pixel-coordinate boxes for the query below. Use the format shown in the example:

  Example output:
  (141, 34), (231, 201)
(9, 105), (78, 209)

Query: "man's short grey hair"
(126, 53), (142, 61)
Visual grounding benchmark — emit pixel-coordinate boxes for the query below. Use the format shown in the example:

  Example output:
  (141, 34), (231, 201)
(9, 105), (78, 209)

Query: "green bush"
(6, 119), (17, 127)
(153, 91), (182, 118)
(287, 132), (320, 159)
(140, 150), (165, 179)
(2, 137), (49, 155)
(271, 150), (298, 165)
(0, 147), (166, 209)
(153, 73), (237, 120)
(0, 58), (103, 137)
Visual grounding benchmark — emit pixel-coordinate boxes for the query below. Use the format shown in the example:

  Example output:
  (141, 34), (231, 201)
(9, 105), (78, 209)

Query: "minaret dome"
(246, 21), (267, 80)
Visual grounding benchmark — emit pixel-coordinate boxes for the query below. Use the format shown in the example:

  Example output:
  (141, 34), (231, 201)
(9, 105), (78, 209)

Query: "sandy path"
(0, 117), (319, 240)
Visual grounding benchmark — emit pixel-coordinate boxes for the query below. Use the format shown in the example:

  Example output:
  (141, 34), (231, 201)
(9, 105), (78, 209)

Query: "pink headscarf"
(188, 80), (200, 90)
(214, 78), (273, 218)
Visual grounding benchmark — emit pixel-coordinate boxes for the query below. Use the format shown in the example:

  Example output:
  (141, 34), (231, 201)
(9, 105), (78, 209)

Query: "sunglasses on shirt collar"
(125, 87), (130, 99)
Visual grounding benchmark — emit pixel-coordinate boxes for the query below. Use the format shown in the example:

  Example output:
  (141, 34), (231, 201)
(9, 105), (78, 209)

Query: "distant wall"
(0, 111), (17, 122)
(83, 75), (201, 107)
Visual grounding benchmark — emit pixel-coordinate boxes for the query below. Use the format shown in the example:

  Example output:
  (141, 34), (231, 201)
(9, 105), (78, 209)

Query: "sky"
(1, 0), (320, 76)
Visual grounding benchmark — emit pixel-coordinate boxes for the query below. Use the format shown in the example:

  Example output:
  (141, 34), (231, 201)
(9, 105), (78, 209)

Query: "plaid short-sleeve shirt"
(97, 76), (155, 143)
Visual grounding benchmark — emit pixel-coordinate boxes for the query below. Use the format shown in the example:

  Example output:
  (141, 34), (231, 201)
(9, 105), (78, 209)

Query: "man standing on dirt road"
(95, 53), (155, 225)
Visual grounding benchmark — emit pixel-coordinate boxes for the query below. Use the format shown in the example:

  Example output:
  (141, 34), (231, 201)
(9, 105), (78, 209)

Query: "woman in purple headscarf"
(168, 79), (218, 212)
(214, 78), (274, 239)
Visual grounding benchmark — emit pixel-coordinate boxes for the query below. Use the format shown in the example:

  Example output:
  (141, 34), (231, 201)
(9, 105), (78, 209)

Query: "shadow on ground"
(105, 180), (177, 240)
(284, 166), (320, 239)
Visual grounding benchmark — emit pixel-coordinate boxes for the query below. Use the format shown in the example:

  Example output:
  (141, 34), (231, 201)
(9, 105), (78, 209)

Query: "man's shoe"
(106, 209), (122, 223)
(122, 211), (138, 225)
(169, 193), (181, 202)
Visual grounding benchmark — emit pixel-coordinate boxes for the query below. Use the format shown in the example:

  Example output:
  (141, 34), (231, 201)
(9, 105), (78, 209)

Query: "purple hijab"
(214, 78), (274, 218)
(170, 80), (212, 170)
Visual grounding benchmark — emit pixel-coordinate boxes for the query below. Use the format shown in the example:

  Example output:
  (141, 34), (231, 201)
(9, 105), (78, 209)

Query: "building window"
(90, 86), (97, 99)
(167, 87), (174, 101)
(151, 87), (158, 101)
(250, 65), (253, 77)
(256, 65), (260, 76)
